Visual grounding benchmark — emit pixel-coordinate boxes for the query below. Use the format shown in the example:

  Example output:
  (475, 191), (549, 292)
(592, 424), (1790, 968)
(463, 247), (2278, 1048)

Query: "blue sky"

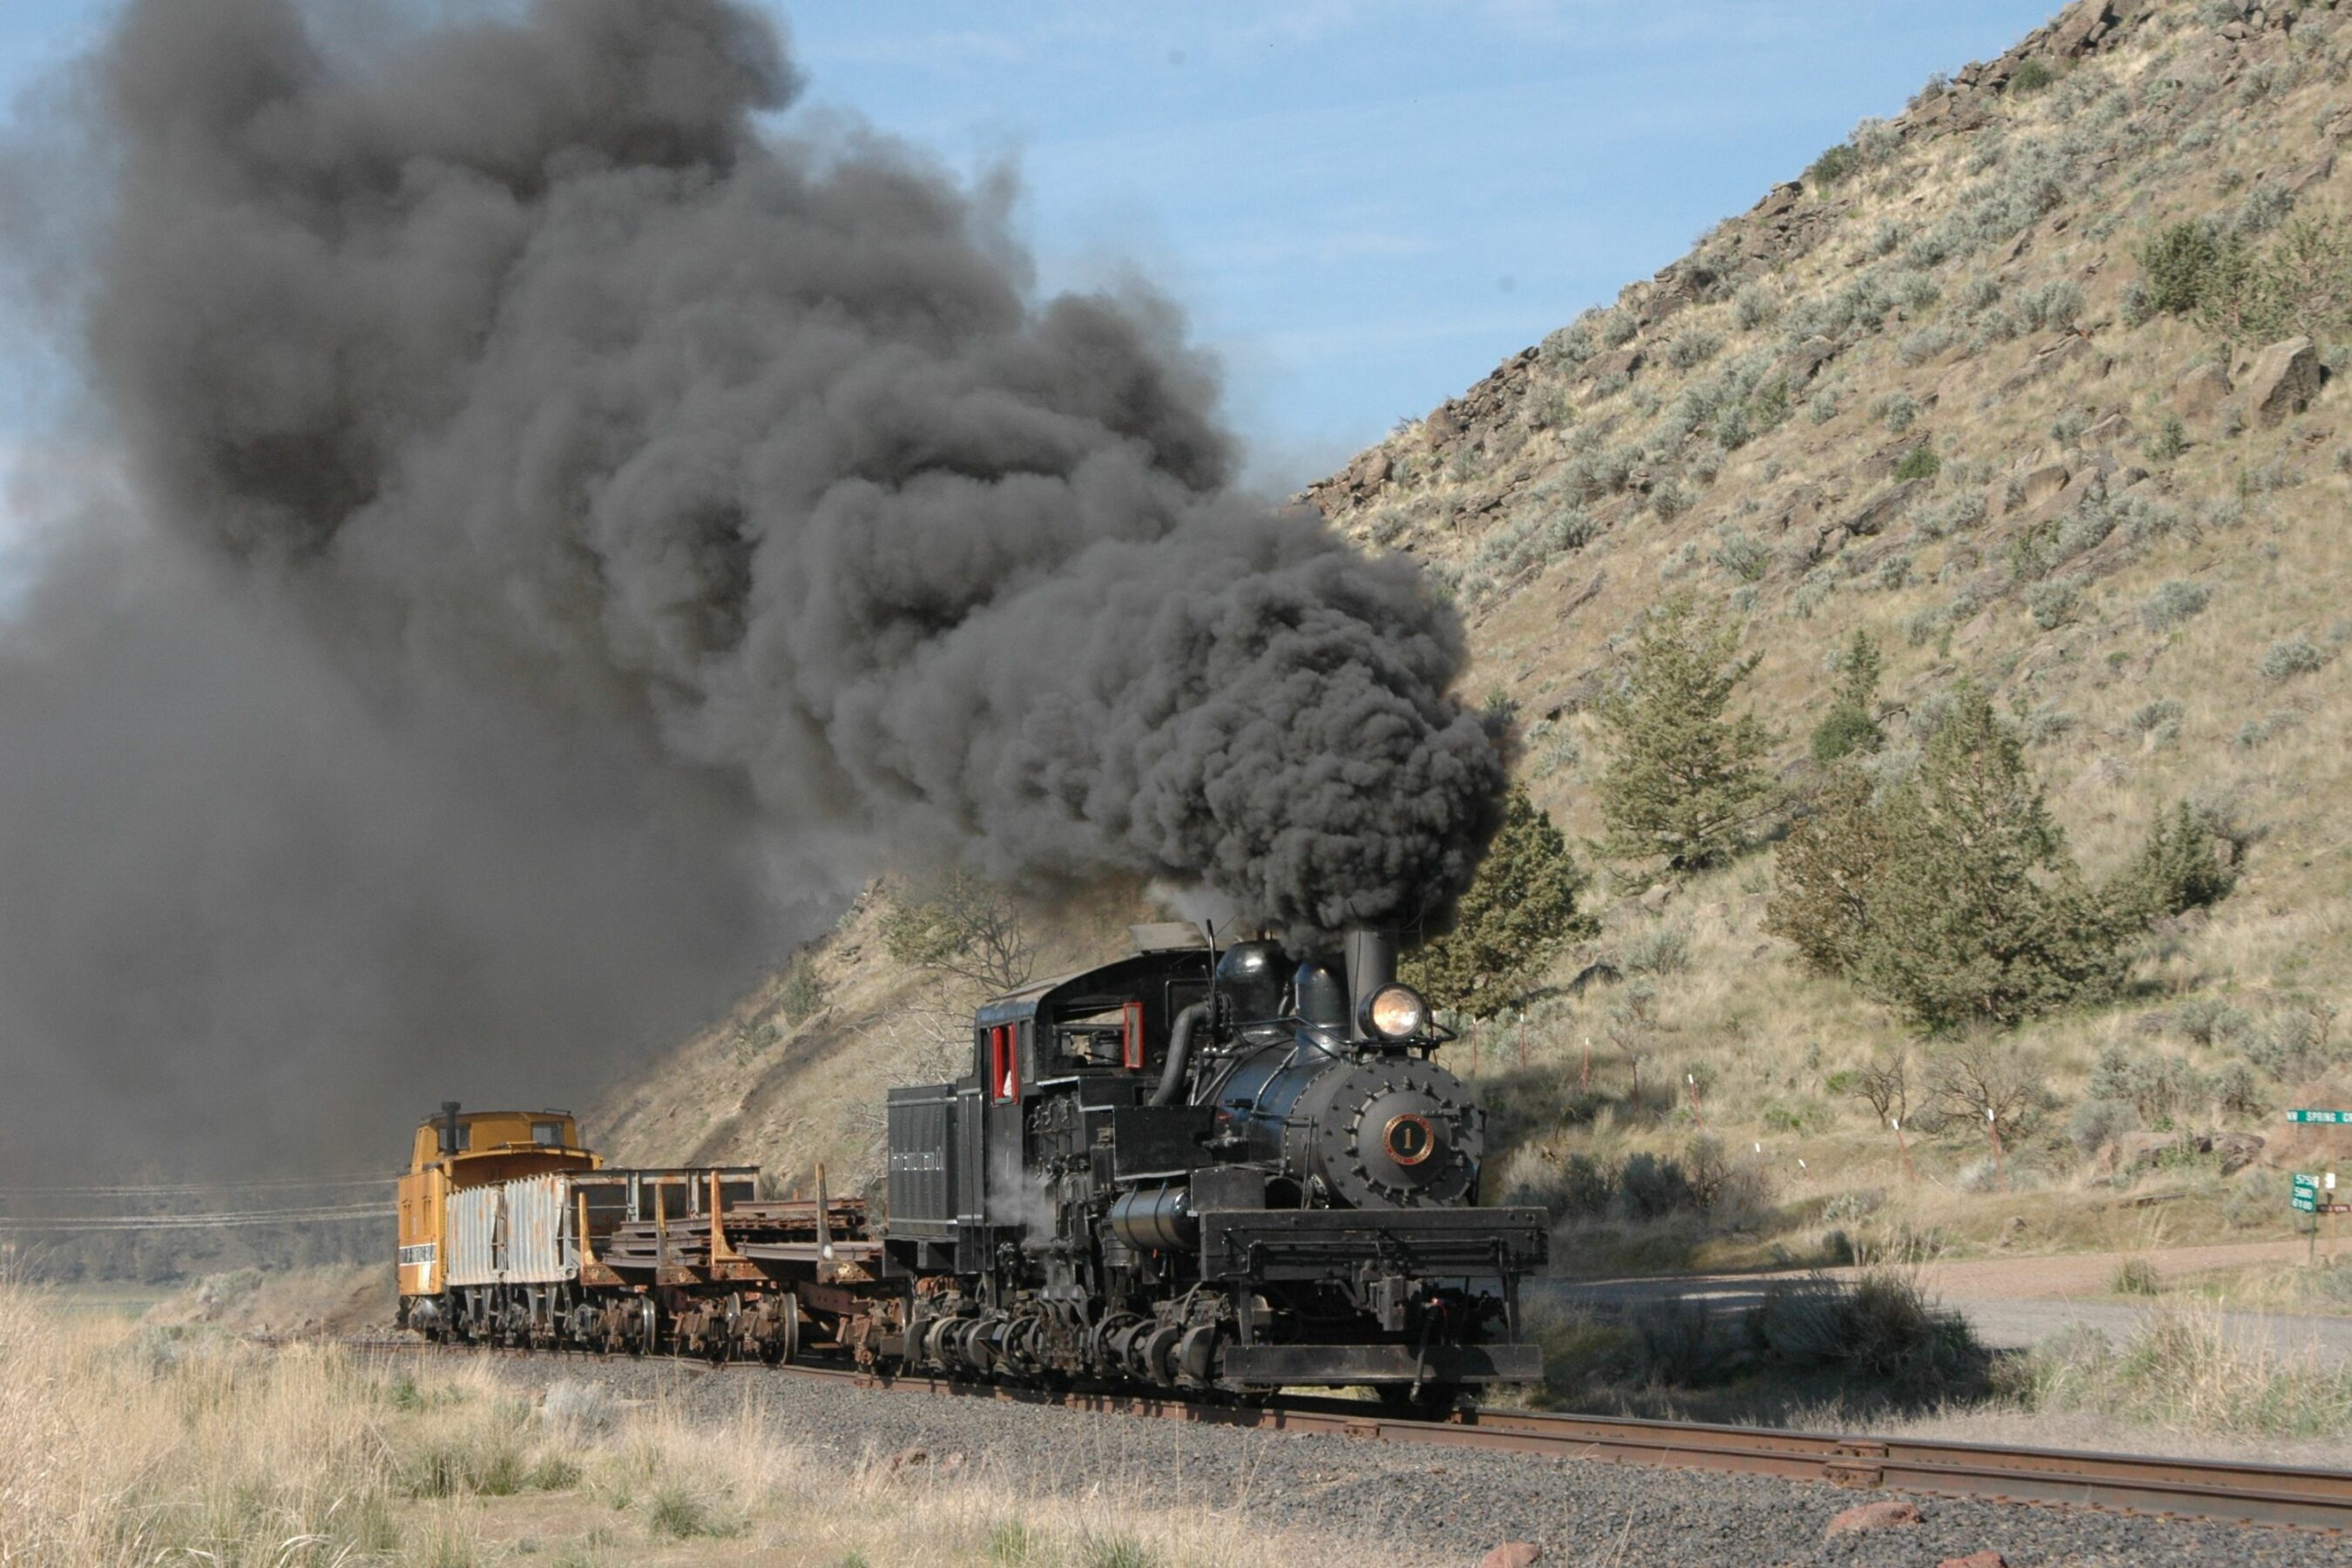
(0, 1), (2063, 500)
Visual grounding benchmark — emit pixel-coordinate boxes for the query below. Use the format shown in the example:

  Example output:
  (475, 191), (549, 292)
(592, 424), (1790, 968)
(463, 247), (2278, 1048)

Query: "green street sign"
(2295, 1196), (2319, 1213)
(2295, 1174), (2320, 1191)
(2288, 1109), (2352, 1125)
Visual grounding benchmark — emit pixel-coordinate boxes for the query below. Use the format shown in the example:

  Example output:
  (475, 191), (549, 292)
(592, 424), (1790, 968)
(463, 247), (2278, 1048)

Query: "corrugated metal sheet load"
(444, 1173), (576, 1287)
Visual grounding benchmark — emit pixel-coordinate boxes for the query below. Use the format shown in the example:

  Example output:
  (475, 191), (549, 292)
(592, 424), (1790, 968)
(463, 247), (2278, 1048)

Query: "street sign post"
(2295, 1173), (2323, 1260)
(2291, 1170), (2346, 1256)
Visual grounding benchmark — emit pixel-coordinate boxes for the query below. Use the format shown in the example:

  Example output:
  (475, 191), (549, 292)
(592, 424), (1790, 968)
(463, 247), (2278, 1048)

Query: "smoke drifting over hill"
(0, 0), (1496, 1173)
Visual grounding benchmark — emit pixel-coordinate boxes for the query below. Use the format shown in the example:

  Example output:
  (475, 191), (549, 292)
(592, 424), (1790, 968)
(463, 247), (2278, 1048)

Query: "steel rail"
(324, 1336), (2349, 1533)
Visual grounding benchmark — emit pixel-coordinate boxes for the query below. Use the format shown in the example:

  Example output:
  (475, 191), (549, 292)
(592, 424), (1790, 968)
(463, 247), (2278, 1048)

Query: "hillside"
(596, 0), (2352, 1275)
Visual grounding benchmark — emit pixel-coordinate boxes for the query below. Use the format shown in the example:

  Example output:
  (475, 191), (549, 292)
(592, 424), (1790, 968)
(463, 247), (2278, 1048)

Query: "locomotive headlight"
(1361, 983), (1431, 1042)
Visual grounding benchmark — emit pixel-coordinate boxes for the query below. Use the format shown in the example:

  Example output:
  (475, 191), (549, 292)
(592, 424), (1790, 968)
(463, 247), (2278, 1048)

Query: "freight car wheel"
(760, 1292), (799, 1367)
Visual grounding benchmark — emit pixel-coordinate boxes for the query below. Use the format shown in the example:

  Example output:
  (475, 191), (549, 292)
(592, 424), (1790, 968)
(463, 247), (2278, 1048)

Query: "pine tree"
(1594, 594), (1779, 870)
(1403, 786), (1594, 1016)
(1809, 630), (1886, 764)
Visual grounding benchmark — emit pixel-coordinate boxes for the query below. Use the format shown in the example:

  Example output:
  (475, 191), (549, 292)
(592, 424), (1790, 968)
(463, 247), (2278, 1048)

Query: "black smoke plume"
(0, 0), (1498, 1174)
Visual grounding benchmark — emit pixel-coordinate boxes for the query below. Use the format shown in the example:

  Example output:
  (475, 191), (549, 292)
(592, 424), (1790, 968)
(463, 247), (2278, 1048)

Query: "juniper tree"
(1809, 630), (1886, 764)
(1403, 785), (1595, 1016)
(1769, 685), (2132, 1031)
(1764, 767), (1891, 977)
(1594, 593), (1779, 870)
(2106, 801), (2236, 926)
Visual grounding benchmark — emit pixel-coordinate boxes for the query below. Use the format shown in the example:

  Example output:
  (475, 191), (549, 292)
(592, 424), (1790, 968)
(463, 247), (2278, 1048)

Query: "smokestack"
(1342, 926), (1396, 1041)
(440, 1100), (463, 1158)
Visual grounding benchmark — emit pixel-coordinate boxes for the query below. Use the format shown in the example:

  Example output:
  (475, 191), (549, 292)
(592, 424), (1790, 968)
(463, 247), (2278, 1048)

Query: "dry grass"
(1775, 1301), (2352, 1455)
(0, 1284), (1400, 1568)
(2005, 1301), (2352, 1440)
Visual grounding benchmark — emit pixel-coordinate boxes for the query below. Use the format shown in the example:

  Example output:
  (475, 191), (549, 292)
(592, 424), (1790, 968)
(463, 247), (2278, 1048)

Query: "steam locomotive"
(397, 924), (1546, 1405)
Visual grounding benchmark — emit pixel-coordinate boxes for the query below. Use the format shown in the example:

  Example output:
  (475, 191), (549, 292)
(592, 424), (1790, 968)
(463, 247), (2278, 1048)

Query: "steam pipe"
(1342, 927), (1396, 1041)
(1147, 1003), (1208, 1107)
(440, 1099), (463, 1158)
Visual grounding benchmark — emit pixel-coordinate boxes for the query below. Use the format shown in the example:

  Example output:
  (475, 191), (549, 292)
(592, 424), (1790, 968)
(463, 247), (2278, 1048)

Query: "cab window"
(532, 1122), (564, 1146)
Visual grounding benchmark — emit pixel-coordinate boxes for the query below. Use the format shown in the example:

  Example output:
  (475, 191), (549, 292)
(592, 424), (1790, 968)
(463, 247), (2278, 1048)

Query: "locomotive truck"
(396, 924), (1547, 1406)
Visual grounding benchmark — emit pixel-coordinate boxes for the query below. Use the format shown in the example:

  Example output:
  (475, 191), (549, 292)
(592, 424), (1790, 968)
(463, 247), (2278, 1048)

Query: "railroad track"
(321, 1335), (2351, 1534)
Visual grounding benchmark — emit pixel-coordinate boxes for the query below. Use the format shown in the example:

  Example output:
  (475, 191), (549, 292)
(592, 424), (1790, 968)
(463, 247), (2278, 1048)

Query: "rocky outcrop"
(2237, 335), (2322, 427)
(2175, 361), (2234, 420)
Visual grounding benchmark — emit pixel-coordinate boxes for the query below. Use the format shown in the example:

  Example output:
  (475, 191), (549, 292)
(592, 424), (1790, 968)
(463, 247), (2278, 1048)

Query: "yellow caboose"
(395, 1102), (598, 1321)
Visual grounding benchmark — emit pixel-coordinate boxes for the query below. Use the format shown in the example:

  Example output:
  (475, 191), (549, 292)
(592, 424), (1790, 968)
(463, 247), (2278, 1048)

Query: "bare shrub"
(1747, 1269), (1990, 1400)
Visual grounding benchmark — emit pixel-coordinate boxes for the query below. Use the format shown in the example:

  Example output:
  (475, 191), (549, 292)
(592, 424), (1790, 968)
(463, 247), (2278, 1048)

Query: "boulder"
(1639, 882), (1676, 912)
(1842, 478), (1928, 538)
(1769, 483), (1829, 534)
(2175, 362), (2234, 420)
(1351, 449), (1391, 489)
(2083, 410), (2131, 447)
(1581, 346), (1643, 384)
(1787, 335), (1841, 384)
(2024, 465), (2111, 529)
(1480, 1546), (1543, 1568)
(1824, 1500), (1923, 1537)
(2213, 1131), (2266, 1175)
(1424, 405), (1462, 441)
(2020, 462), (2072, 510)
(2051, 0), (2117, 56)
(2237, 335), (2322, 427)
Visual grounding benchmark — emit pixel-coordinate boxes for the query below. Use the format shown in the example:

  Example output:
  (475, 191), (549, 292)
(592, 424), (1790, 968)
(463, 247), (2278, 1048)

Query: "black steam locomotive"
(881, 924), (1546, 1404)
(398, 924), (1544, 1405)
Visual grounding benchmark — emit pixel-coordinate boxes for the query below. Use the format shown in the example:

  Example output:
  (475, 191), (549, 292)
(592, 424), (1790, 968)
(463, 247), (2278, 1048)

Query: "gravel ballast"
(473, 1356), (2348, 1567)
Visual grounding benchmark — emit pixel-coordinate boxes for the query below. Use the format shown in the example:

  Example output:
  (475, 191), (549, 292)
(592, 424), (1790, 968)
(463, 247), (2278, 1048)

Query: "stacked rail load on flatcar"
(397, 924), (1546, 1406)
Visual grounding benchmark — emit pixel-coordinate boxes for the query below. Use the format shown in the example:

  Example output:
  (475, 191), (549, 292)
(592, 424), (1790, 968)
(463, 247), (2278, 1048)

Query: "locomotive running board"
(1193, 1205), (1550, 1282)
(1219, 1342), (1542, 1384)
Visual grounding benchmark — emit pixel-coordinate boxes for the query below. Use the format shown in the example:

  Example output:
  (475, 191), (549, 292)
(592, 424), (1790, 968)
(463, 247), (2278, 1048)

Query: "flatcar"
(396, 924), (1546, 1405)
